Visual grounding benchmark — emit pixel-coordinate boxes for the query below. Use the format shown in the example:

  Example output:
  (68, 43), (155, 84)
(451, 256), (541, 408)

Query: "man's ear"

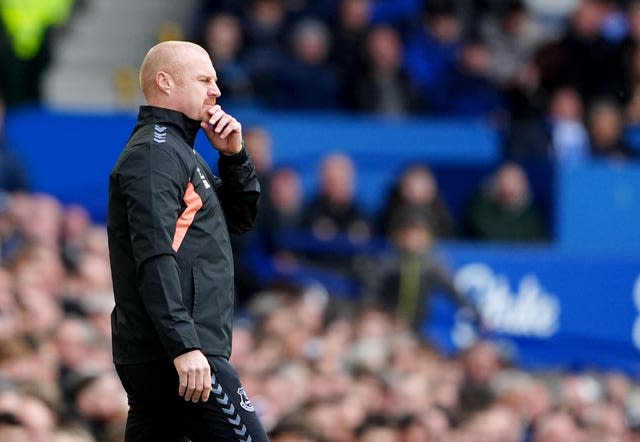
(156, 71), (173, 95)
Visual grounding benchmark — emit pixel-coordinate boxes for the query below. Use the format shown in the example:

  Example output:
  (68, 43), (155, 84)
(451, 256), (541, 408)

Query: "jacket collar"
(137, 106), (201, 147)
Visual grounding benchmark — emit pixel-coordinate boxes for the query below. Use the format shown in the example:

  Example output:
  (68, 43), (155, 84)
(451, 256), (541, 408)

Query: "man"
(361, 207), (480, 332)
(107, 41), (266, 441)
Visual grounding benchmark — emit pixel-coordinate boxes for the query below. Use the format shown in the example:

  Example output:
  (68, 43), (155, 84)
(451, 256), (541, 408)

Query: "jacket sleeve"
(215, 146), (261, 234)
(117, 144), (201, 359)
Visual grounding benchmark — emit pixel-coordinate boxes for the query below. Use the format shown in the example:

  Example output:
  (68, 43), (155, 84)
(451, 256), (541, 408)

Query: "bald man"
(107, 41), (266, 441)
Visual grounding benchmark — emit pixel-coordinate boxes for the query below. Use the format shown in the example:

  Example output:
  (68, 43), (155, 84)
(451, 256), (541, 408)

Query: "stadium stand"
(1, 0), (640, 440)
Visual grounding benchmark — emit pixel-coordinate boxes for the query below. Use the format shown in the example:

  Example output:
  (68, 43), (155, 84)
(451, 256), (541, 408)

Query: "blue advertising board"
(426, 243), (640, 376)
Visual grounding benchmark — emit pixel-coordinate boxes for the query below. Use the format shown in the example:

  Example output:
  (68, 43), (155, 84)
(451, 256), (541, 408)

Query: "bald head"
(139, 40), (209, 100)
(138, 40), (221, 120)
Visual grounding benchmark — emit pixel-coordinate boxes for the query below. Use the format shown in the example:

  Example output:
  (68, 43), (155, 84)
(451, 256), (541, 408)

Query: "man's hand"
(173, 349), (212, 402)
(201, 105), (243, 155)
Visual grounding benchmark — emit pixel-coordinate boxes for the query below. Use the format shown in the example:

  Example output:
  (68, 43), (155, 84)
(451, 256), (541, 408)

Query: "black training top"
(107, 105), (260, 364)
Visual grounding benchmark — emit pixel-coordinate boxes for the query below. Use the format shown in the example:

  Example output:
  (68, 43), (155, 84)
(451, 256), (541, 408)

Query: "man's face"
(173, 48), (221, 121)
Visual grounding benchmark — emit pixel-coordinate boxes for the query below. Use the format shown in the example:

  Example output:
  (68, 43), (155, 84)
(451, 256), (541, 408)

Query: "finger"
(214, 114), (232, 134)
(184, 372), (196, 401)
(191, 365), (209, 403)
(192, 382), (204, 403)
(207, 108), (225, 127)
(220, 120), (240, 139)
(178, 371), (187, 397)
(201, 368), (212, 402)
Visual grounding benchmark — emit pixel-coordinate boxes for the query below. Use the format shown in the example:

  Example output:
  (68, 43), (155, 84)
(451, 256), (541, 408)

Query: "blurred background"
(1, 0), (640, 441)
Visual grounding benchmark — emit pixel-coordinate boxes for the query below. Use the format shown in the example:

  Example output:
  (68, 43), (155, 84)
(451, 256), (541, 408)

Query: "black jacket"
(108, 106), (260, 364)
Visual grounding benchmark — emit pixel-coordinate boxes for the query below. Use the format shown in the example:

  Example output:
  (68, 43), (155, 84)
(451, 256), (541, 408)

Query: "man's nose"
(208, 86), (221, 98)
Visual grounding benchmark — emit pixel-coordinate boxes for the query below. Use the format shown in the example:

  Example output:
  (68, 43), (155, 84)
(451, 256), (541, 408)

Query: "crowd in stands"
(189, 0), (640, 163)
(0, 186), (639, 441)
(2, 0), (640, 441)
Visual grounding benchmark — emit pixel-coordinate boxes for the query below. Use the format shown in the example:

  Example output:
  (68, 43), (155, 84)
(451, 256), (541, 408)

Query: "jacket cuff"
(171, 347), (202, 360)
(218, 142), (248, 166)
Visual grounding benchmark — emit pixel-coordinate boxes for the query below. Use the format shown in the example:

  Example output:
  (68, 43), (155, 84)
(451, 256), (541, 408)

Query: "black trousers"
(115, 356), (269, 442)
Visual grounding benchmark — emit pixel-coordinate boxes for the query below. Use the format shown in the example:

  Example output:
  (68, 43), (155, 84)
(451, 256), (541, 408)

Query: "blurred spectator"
(13, 193), (64, 251)
(200, 13), (254, 103)
(442, 34), (507, 119)
(604, 371), (634, 407)
(304, 153), (371, 243)
(0, 411), (29, 441)
(0, 0), (75, 107)
(378, 163), (455, 238)
(232, 167), (305, 305)
(531, 410), (585, 442)
(509, 86), (603, 196)
(0, 193), (25, 263)
(269, 18), (339, 109)
(52, 425), (96, 442)
(259, 166), (305, 256)
(404, 0), (462, 113)
(359, 207), (479, 331)
(232, 125), (275, 303)
(480, 0), (550, 87)
(493, 370), (553, 436)
(245, 0), (287, 51)
(0, 268), (19, 340)
(623, 0), (640, 53)
(355, 414), (402, 442)
(525, 0), (581, 34)
(0, 389), (56, 442)
(587, 97), (636, 160)
(244, 125), (274, 180)
(302, 397), (351, 441)
(463, 162), (548, 241)
(545, 86), (590, 164)
(71, 371), (127, 441)
(331, 0), (373, 103)
(54, 317), (108, 390)
(457, 404), (524, 441)
(458, 340), (504, 416)
(0, 97), (30, 192)
(11, 241), (66, 302)
(243, 125), (274, 225)
(625, 43), (640, 124)
(345, 25), (425, 115)
(534, 0), (629, 106)
(60, 204), (92, 274)
(243, 0), (290, 106)
(268, 419), (321, 442)
(601, 0), (630, 45)
(623, 1), (640, 122)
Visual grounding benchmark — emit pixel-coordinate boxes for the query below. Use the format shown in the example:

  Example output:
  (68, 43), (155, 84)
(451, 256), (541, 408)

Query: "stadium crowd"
(189, 0), (640, 163)
(0, 188), (638, 441)
(1, 0), (640, 441)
